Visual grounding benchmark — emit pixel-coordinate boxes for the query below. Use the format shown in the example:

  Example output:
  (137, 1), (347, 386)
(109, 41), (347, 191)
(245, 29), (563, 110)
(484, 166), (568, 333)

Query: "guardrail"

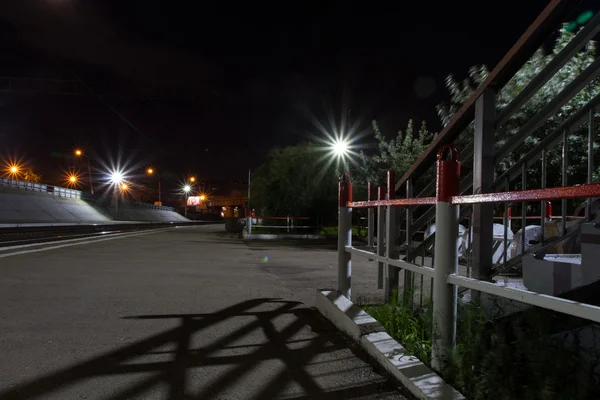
(1, 178), (177, 211)
(337, 145), (600, 373)
(247, 216), (314, 233)
(1, 178), (82, 199)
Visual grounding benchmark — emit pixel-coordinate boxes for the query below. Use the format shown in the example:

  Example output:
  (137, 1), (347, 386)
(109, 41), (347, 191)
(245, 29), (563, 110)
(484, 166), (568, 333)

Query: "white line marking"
(0, 228), (170, 258)
(0, 231), (138, 251)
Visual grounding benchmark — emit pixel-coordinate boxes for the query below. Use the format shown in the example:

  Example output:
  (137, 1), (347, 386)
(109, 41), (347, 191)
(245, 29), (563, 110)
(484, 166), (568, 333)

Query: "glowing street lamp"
(332, 138), (349, 157)
(199, 194), (206, 201)
(108, 169), (126, 219)
(183, 184), (192, 218)
(109, 170), (124, 185)
(189, 177), (196, 183)
(146, 167), (162, 204)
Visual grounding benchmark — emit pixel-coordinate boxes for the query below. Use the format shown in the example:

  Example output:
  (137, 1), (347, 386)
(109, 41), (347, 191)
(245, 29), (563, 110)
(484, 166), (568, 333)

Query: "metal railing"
(1, 178), (82, 199)
(1, 178), (177, 211)
(337, 145), (600, 373)
(382, 0), (600, 283)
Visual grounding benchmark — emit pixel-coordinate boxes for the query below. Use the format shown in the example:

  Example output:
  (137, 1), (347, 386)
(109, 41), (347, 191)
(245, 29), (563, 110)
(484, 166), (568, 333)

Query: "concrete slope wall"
(0, 186), (188, 224)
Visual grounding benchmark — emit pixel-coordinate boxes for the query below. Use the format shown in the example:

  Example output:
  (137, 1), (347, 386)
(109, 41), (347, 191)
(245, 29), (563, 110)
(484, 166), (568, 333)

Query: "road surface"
(0, 225), (409, 399)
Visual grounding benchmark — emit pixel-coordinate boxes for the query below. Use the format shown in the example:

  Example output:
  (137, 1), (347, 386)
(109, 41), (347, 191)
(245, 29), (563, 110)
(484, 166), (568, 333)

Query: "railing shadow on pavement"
(0, 298), (398, 400)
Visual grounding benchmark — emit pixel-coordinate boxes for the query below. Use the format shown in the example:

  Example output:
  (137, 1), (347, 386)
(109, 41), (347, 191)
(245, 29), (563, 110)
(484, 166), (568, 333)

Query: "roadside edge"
(315, 289), (465, 400)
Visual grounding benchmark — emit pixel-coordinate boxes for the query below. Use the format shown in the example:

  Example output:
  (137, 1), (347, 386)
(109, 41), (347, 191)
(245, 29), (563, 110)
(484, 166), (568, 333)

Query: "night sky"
(0, 0), (589, 185)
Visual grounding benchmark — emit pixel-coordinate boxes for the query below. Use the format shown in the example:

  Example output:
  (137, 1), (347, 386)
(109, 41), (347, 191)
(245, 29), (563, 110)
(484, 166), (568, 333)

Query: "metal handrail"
(394, 0), (579, 193)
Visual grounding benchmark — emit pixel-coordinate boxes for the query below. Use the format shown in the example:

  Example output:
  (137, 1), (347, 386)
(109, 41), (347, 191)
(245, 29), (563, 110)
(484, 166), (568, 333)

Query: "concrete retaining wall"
(0, 186), (188, 224)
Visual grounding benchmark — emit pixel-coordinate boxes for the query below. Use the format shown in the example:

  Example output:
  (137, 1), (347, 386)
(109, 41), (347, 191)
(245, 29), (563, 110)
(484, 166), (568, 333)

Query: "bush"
(367, 293), (600, 399)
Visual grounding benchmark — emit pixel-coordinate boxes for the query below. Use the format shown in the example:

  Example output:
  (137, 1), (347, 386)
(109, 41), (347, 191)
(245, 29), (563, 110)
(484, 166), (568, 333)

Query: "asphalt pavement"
(0, 225), (408, 400)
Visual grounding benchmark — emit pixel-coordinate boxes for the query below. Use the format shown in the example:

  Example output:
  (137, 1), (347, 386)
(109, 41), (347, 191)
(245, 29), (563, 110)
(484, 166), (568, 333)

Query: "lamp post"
(183, 184), (192, 218)
(109, 170), (124, 219)
(74, 149), (94, 194)
(146, 168), (161, 205)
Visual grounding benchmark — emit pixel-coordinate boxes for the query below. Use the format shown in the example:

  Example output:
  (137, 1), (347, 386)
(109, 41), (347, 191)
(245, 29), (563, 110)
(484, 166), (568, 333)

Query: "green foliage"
(318, 226), (368, 237)
(437, 25), (599, 190)
(354, 119), (435, 190)
(368, 294), (600, 399)
(365, 289), (433, 363)
(22, 168), (41, 183)
(250, 143), (338, 220)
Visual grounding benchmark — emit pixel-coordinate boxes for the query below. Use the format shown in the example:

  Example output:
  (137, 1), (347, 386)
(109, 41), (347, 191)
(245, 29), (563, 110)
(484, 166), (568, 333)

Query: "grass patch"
(319, 226), (368, 237)
(366, 290), (600, 399)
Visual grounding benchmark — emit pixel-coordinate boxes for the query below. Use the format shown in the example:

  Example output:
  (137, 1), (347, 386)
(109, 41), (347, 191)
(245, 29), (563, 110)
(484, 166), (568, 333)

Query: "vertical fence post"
(561, 130), (568, 235)
(385, 171), (398, 301)
(431, 145), (460, 374)
(377, 186), (386, 290)
(367, 182), (375, 248)
(472, 88), (495, 288)
(587, 109), (595, 221)
(541, 148), (547, 242)
(404, 178), (414, 306)
(338, 173), (353, 299)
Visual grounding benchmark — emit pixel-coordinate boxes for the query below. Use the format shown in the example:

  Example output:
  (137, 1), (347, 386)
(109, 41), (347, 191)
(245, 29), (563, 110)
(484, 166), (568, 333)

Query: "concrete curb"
(315, 289), (465, 400)
(244, 233), (328, 240)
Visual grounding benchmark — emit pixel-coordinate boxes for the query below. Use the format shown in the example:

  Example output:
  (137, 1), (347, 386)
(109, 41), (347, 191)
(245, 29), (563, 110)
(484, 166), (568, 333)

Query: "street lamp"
(109, 169), (125, 219)
(183, 184), (192, 218)
(332, 138), (349, 157)
(74, 148), (94, 194)
(146, 167), (162, 205)
(189, 176), (196, 183)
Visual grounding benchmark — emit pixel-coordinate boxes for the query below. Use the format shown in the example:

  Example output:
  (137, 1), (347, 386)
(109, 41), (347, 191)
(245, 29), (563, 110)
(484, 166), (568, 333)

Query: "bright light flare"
(183, 184), (191, 193)
(189, 177), (196, 183)
(64, 171), (81, 187)
(199, 194), (206, 201)
(332, 139), (349, 156)
(120, 183), (129, 191)
(3, 158), (24, 178)
(109, 170), (124, 185)
(147, 168), (154, 175)
(74, 149), (83, 157)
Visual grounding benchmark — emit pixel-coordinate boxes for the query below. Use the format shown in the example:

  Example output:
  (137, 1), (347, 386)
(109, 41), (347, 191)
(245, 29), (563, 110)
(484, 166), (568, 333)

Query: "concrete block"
(523, 254), (583, 295)
(361, 332), (464, 400)
(315, 289), (464, 400)
(315, 290), (383, 341)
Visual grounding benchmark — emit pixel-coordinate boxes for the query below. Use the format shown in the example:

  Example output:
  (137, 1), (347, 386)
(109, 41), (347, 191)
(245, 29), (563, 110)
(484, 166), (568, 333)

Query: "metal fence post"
(377, 186), (386, 290)
(367, 182), (375, 248)
(404, 178), (414, 306)
(385, 171), (398, 301)
(472, 88), (496, 288)
(431, 145), (460, 374)
(337, 173), (353, 299)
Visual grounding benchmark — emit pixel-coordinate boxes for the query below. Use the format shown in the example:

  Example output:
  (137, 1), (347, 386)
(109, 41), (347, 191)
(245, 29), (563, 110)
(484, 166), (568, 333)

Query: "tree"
(437, 25), (599, 190)
(22, 168), (41, 183)
(250, 143), (338, 221)
(354, 119), (435, 193)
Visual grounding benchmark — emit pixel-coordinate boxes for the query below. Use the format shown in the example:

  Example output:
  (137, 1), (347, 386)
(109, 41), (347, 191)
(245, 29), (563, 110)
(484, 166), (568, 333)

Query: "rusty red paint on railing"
(348, 197), (437, 208)
(387, 171), (396, 200)
(377, 186), (385, 202)
(451, 183), (600, 205)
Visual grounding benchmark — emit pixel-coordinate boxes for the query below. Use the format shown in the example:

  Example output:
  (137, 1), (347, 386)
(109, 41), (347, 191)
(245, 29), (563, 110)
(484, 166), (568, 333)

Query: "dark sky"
(0, 0), (587, 185)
